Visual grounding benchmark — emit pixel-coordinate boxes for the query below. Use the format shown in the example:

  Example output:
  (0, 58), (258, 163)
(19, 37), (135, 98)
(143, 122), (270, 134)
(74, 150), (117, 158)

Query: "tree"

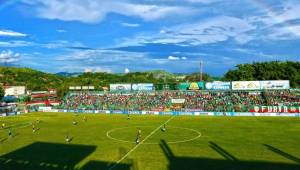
(24, 96), (31, 103)
(184, 73), (213, 82)
(56, 85), (68, 99)
(0, 84), (4, 101)
(223, 61), (300, 88)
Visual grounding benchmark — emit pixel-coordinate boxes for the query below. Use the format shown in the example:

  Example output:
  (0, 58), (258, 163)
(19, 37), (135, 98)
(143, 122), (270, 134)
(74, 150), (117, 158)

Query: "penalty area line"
(108, 116), (175, 170)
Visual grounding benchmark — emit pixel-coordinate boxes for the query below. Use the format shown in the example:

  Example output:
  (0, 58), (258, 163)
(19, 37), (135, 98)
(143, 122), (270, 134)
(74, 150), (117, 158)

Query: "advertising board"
(82, 86), (89, 90)
(38, 107), (52, 112)
(205, 81), (231, 90)
(178, 83), (190, 91)
(189, 82), (205, 90)
(178, 82), (205, 90)
(75, 86), (81, 90)
(250, 105), (300, 113)
(260, 80), (290, 90)
(171, 99), (185, 104)
(232, 81), (260, 90)
(110, 84), (131, 91)
(155, 83), (177, 90)
(132, 83), (154, 91)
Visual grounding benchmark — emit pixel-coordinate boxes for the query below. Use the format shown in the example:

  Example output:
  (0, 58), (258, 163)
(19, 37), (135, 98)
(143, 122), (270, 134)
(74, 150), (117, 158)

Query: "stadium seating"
(58, 90), (300, 112)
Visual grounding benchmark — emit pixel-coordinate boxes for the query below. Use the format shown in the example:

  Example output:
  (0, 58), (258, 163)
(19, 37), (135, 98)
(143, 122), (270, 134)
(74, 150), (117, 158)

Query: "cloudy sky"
(0, 0), (299, 75)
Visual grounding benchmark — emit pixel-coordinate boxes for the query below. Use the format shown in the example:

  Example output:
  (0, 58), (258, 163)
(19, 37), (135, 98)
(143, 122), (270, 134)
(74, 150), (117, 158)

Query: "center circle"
(106, 126), (201, 145)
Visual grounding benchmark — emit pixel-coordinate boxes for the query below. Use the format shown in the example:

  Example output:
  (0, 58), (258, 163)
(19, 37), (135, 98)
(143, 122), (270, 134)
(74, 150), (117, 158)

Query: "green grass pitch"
(1, 112), (300, 170)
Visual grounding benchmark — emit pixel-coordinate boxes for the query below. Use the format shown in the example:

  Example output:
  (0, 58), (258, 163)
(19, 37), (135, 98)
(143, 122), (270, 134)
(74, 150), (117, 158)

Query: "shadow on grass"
(79, 147), (133, 170)
(0, 142), (132, 170)
(264, 144), (300, 164)
(0, 137), (8, 143)
(209, 141), (238, 161)
(1, 133), (19, 143)
(34, 127), (41, 133)
(160, 140), (300, 170)
(0, 142), (96, 170)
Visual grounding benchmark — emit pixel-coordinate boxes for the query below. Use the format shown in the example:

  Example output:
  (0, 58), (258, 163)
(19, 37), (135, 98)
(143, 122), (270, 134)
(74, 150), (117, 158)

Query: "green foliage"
(0, 84), (4, 100)
(0, 67), (64, 91)
(184, 73), (213, 82)
(0, 67), (186, 99)
(23, 95), (31, 102)
(0, 61), (299, 100)
(224, 61), (300, 87)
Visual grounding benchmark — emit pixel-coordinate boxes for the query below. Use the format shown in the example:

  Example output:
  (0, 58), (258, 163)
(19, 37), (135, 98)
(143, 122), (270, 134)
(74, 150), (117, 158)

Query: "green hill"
(0, 61), (299, 99)
(0, 67), (64, 90)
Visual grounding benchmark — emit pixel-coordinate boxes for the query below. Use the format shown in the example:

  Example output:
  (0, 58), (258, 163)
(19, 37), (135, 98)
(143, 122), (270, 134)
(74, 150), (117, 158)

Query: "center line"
(108, 116), (175, 170)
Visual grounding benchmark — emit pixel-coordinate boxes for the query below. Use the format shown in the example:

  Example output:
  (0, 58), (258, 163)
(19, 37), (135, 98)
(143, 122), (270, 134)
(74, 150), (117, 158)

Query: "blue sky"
(0, 0), (299, 75)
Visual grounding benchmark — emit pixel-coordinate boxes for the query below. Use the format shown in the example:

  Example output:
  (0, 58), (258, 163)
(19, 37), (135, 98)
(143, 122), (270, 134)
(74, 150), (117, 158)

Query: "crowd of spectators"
(58, 90), (300, 112)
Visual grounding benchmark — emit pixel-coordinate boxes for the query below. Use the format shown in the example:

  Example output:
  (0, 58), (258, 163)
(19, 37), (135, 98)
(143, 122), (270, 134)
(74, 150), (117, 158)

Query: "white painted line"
(108, 116), (175, 170)
(106, 126), (201, 145)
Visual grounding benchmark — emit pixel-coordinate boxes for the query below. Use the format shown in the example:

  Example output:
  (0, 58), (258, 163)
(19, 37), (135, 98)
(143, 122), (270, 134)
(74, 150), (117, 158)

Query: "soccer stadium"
(1, 1), (300, 170)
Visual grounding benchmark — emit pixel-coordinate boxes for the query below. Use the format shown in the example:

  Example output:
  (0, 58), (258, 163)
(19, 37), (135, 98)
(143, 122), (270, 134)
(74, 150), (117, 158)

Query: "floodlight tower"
(199, 61), (203, 82)
(3, 56), (9, 67)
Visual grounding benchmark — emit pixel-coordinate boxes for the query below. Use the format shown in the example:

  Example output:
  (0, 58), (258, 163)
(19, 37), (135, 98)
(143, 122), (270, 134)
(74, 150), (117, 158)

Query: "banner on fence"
(132, 83), (154, 91)
(171, 99), (185, 104)
(38, 107), (52, 112)
(205, 81), (231, 90)
(35, 109), (300, 117)
(260, 80), (290, 90)
(110, 84), (131, 91)
(178, 82), (205, 90)
(250, 105), (300, 113)
(178, 83), (190, 91)
(232, 81), (260, 90)
(154, 83), (177, 90)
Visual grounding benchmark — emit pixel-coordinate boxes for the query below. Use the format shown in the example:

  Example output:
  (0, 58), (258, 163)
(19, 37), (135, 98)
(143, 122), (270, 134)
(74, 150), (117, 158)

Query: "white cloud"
(22, 0), (196, 23)
(119, 16), (255, 46)
(185, 0), (220, 4)
(57, 29), (66, 33)
(0, 50), (20, 63)
(56, 49), (145, 62)
(264, 2), (300, 26)
(42, 40), (85, 49)
(54, 49), (196, 72)
(84, 67), (112, 73)
(159, 29), (166, 34)
(112, 2), (300, 47)
(0, 29), (27, 37)
(232, 48), (277, 60)
(140, 0), (221, 4)
(84, 68), (92, 73)
(125, 68), (130, 73)
(0, 41), (33, 47)
(121, 23), (140, 27)
(0, 40), (86, 49)
(168, 55), (179, 60)
(168, 55), (188, 60)
(268, 3), (300, 38)
(266, 25), (300, 40)
(172, 16), (255, 44)
(247, 2), (300, 40)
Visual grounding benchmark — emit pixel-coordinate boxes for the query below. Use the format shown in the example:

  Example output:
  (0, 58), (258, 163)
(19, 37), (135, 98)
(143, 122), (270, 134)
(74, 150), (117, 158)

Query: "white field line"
(106, 126), (201, 145)
(108, 116), (175, 170)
